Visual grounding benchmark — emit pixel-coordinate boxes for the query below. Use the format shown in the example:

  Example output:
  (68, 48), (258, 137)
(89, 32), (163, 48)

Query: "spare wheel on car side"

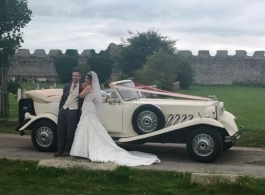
(132, 104), (165, 135)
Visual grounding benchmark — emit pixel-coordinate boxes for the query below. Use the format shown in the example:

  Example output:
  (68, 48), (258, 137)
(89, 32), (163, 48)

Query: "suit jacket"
(59, 83), (84, 123)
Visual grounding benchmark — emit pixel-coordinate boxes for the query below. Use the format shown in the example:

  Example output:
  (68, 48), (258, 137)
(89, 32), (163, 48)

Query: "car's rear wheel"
(132, 105), (165, 135)
(31, 120), (57, 152)
(186, 126), (223, 162)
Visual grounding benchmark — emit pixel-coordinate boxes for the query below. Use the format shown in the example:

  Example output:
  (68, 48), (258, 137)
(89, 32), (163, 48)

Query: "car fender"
(219, 111), (239, 136)
(19, 113), (58, 131)
(119, 117), (224, 142)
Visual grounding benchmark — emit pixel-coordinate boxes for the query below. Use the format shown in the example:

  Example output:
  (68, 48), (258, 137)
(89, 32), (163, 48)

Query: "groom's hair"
(72, 69), (81, 76)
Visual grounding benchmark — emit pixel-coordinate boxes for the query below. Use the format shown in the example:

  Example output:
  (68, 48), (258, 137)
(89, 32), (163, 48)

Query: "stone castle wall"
(8, 49), (92, 82)
(8, 49), (58, 82)
(8, 48), (265, 85)
(178, 50), (265, 85)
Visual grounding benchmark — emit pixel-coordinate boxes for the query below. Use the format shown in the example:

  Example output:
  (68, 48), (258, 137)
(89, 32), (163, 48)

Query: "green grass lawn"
(21, 82), (64, 91)
(2, 84), (265, 147)
(0, 158), (265, 195)
(8, 93), (18, 119)
(178, 84), (265, 147)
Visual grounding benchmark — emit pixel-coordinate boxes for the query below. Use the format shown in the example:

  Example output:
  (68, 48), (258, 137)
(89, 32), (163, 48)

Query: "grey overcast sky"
(21, 0), (265, 56)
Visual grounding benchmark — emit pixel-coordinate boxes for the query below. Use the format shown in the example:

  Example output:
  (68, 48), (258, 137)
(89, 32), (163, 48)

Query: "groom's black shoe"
(60, 152), (70, 157)
(54, 152), (63, 157)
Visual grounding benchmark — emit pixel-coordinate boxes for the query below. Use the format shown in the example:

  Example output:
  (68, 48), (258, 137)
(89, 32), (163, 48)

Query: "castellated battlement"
(14, 49), (93, 57)
(8, 49), (95, 82)
(178, 50), (265, 58)
(178, 50), (265, 85)
(14, 49), (265, 58)
(8, 48), (265, 85)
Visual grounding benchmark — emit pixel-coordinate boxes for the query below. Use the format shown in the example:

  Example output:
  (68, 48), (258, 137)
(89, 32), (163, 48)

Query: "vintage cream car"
(16, 80), (242, 162)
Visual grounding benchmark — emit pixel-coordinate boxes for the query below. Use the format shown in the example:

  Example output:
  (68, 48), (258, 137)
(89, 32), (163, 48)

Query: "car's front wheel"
(186, 126), (223, 162)
(31, 120), (57, 152)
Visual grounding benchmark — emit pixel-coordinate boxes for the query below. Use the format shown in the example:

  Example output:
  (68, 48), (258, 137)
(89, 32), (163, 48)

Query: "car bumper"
(15, 120), (31, 136)
(15, 119), (30, 131)
(224, 127), (243, 143)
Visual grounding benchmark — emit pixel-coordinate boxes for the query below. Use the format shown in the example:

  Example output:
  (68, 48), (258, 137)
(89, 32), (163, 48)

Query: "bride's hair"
(87, 71), (103, 114)
(86, 72), (92, 84)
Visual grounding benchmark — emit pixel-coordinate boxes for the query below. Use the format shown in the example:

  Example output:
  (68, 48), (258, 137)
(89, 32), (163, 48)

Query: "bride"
(70, 71), (160, 166)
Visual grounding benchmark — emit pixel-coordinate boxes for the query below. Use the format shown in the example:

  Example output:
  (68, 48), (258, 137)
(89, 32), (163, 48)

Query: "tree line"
(54, 30), (193, 91)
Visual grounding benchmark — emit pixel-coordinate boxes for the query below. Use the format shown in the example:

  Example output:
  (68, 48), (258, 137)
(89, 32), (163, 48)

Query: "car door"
(98, 91), (123, 132)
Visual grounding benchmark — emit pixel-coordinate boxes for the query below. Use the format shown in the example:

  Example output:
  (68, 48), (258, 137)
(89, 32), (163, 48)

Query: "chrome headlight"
(204, 106), (217, 119)
(219, 102), (225, 114)
(212, 106), (217, 119)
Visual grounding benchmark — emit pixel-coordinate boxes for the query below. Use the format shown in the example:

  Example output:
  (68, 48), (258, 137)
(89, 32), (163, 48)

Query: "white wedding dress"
(70, 93), (160, 166)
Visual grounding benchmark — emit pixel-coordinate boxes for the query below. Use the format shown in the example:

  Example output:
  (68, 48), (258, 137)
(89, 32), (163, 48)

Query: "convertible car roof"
(25, 89), (63, 103)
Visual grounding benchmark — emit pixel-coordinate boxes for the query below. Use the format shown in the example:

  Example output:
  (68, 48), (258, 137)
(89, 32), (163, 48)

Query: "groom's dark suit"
(59, 83), (84, 117)
(57, 83), (84, 154)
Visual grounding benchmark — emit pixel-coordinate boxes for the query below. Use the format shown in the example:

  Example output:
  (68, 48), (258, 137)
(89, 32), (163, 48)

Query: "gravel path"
(1, 133), (265, 177)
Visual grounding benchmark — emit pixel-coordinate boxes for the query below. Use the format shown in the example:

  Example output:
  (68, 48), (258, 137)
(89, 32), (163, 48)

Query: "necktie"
(73, 84), (77, 90)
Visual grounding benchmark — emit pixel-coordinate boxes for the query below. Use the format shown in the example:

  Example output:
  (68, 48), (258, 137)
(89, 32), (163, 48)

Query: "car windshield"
(116, 81), (143, 101)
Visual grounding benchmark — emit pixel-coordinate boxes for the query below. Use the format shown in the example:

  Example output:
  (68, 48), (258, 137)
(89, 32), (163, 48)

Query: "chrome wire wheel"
(132, 105), (165, 135)
(137, 110), (158, 133)
(35, 126), (53, 148)
(192, 133), (214, 157)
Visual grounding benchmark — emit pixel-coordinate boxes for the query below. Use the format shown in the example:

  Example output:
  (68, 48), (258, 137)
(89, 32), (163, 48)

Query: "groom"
(54, 69), (84, 157)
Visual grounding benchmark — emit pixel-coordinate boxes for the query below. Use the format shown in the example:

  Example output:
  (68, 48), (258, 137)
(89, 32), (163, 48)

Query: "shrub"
(7, 80), (21, 94)
(75, 64), (90, 80)
(136, 51), (178, 90)
(87, 53), (113, 84)
(54, 55), (78, 83)
(136, 52), (193, 90)
(65, 49), (79, 58)
(175, 55), (194, 89)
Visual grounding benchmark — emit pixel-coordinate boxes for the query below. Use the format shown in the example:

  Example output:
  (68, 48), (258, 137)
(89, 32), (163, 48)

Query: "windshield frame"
(114, 81), (142, 101)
